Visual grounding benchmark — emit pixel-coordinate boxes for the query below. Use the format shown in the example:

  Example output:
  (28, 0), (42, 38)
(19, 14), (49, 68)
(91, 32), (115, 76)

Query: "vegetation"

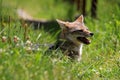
(0, 0), (120, 80)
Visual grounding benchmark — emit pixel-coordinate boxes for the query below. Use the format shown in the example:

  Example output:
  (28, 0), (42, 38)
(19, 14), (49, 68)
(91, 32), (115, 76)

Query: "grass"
(0, 0), (120, 80)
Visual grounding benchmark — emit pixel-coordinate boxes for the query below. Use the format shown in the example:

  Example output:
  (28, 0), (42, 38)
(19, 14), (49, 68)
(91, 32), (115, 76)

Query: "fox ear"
(56, 19), (68, 29)
(75, 15), (84, 23)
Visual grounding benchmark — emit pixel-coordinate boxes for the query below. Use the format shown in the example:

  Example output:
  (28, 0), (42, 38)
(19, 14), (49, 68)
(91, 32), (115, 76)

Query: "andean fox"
(50, 15), (94, 61)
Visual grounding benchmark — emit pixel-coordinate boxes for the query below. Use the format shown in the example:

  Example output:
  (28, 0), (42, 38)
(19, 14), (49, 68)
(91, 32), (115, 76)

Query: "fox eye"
(71, 30), (83, 33)
(78, 30), (83, 32)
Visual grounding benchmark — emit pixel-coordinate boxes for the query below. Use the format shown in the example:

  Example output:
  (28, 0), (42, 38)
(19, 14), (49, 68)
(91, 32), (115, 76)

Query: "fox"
(17, 10), (93, 61)
(49, 15), (94, 61)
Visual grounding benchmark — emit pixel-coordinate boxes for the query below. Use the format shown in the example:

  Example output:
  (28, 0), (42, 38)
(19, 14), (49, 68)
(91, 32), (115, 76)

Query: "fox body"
(50, 15), (93, 61)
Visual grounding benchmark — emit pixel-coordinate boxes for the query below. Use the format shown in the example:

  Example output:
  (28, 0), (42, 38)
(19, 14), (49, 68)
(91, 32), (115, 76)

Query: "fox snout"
(74, 30), (94, 37)
(90, 32), (94, 36)
(85, 32), (94, 37)
(83, 30), (94, 37)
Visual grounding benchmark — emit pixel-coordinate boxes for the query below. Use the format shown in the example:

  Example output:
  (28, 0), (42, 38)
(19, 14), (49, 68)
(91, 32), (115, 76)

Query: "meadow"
(0, 0), (120, 80)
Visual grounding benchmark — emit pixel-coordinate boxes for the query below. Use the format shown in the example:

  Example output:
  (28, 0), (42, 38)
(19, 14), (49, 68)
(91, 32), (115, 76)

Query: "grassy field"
(0, 0), (120, 80)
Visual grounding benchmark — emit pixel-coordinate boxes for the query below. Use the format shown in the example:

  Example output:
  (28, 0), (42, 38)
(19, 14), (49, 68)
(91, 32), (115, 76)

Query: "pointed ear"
(56, 19), (68, 29)
(75, 15), (84, 23)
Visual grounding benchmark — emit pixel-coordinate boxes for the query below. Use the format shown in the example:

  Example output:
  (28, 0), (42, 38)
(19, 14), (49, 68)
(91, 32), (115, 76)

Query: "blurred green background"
(0, 0), (120, 80)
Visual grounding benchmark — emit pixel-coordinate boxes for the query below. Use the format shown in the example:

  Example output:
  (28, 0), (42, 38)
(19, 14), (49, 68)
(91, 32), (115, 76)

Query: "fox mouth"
(77, 37), (91, 44)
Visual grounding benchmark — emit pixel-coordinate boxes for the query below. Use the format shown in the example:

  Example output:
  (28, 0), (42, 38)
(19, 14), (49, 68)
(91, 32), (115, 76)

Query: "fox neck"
(79, 44), (83, 55)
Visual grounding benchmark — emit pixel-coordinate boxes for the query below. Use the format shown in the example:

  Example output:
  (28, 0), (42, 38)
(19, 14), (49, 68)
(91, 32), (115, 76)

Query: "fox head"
(56, 15), (94, 45)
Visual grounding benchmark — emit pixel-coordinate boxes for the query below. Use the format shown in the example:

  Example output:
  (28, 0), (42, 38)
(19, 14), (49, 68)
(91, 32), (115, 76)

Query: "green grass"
(0, 0), (120, 80)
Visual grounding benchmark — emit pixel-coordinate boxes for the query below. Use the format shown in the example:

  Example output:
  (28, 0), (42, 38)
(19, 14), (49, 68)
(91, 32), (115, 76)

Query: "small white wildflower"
(2, 36), (7, 42)
(0, 48), (5, 53)
(26, 47), (31, 51)
(25, 46), (32, 53)
(99, 67), (103, 70)
(95, 71), (100, 75)
(25, 40), (32, 46)
(14, 36), (20, 43)
(16, 43), (20, 47)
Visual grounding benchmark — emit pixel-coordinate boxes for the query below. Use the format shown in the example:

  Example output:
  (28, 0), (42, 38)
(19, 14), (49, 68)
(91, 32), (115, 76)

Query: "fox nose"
(90, 33), (94, 36)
